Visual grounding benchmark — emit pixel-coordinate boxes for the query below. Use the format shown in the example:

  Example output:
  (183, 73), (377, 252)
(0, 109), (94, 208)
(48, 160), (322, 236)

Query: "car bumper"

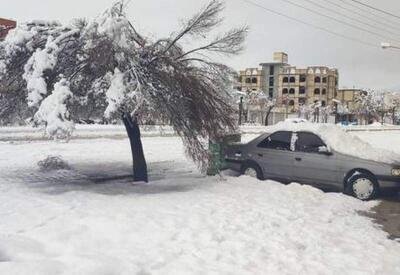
(376, 175), (400, 189)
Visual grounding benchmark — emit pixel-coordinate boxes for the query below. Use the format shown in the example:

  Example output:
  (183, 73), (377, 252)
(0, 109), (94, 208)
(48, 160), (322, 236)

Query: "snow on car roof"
(266, 121), (400, 164)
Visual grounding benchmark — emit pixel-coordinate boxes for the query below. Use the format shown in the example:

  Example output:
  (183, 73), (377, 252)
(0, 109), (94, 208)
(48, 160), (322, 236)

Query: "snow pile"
(0, 137), (399, 274)
(37, 155), (70, 171)
(269, 121), (400, 164)
(34, 79), (74, 139)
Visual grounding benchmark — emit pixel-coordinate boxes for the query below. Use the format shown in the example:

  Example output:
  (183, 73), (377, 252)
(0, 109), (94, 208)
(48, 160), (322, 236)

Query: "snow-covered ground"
(1, 131), (400, 274)
(0, 124), (399, 141)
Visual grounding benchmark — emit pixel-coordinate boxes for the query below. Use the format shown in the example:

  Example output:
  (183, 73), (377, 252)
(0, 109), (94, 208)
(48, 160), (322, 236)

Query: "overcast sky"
(4, 0), (400, 90)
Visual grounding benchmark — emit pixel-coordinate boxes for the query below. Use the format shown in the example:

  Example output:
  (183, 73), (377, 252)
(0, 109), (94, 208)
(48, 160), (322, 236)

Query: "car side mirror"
(318, 146), (333, 156)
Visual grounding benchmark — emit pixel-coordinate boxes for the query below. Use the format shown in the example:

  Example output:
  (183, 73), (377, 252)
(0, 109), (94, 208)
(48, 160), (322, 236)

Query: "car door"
(293, 132), (338, 187)
(255, 131), (295, 182)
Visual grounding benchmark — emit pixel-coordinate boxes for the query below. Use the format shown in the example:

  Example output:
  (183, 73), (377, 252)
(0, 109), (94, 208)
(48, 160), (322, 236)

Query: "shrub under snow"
(37, 155), (70, 171)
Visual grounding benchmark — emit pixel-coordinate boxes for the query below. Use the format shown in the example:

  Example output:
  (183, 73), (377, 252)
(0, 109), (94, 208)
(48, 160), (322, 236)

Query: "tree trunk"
(264, 106), (274, 126)
(122, 113), (148, 182)
(392, 107), (396, 125)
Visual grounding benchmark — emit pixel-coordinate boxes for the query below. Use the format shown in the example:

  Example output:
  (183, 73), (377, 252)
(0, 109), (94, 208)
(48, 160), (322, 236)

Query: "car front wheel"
(346, 174), (379, 201)
(241, 163), (263, 180)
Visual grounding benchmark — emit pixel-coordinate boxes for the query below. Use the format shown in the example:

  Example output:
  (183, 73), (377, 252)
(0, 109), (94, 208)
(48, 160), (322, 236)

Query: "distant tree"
(0, 0), (248, 182)
(247, 90), (275, 125)
(298, 101), (332, 123)
(355, 90), (391, 124)
(384, 92), (400, 125)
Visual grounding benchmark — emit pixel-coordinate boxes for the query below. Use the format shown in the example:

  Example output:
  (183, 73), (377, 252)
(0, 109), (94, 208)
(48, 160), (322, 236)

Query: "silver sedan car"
(224, 130), (400, 200)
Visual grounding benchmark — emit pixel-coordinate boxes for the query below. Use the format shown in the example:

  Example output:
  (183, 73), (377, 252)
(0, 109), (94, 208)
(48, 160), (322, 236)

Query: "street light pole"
(381, 42), (400, 50)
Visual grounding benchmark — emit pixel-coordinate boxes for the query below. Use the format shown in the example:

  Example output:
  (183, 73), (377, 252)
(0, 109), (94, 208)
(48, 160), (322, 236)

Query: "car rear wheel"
(345, 174), (379, 201)
(241, 163), (263, 180)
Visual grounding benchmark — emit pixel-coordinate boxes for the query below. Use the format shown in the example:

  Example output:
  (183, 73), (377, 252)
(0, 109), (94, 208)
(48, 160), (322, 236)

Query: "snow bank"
(268, 121), (400, 164)
(0, 137), (399, 274)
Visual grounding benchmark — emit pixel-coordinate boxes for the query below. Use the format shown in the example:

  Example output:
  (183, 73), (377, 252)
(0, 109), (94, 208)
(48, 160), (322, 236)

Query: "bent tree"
(0, 1), (248, 182)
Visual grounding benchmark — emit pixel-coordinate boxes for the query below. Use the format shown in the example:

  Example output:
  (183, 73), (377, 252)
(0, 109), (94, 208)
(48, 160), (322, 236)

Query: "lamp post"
(381, 42), (400, 50)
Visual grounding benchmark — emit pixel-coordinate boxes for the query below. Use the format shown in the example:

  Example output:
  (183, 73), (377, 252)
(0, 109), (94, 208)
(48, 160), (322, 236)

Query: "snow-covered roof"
(267, 121), (400, 164)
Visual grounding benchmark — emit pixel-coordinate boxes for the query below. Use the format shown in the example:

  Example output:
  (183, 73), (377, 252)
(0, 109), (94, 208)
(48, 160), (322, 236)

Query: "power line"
(349, 0), (400, 21)
(338, 0), (400, 27)
(303, 0), (400, 38)
(324, 0), (400, 33)
(240, 0), (379, 48)
(279, 0), (400, 44)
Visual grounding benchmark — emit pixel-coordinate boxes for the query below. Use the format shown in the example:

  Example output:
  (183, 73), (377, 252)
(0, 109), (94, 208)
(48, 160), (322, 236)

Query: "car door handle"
(258, 153), (263, 157)
(295, 157), (302, 161)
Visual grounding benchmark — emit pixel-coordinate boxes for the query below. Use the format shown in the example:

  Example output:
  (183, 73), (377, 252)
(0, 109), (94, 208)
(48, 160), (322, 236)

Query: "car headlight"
(392, 169), (400, 176)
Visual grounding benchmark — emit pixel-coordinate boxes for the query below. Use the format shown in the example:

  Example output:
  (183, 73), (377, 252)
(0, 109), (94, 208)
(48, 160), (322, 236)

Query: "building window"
(322, 89), (326, 95)
(246, 77), (251, 83)
(314, 88), (320, 95)
(269, 66), (274, 75)
(315, 76), (321, 83)
(300, 75), (306, 82)
(289, 88), (295, 94)
(289, 100), (295, 106)
(269, 77), (274, 86)
(299, 86), (306, 94)
(252, 77), (257, 84)
(269, 88), (273, 98)
(322, 77), (327, 83)
(282, 88), (288, 94)
(299, 98), (306, 105)
(283, 77), (289, 83)
(289, 76), (296, 83)
(321, 100), (326, 107)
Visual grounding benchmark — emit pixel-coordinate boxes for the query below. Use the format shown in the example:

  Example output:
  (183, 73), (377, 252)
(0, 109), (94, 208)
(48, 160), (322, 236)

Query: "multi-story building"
(238, 68), (264, 92)
(0, 18), (16, 40)
(237, 52), (339, 112)
(278, 66), (339, 111)
(259, 52), (289, 99)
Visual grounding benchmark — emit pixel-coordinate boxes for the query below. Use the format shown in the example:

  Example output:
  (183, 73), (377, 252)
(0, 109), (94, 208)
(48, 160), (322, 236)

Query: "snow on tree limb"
(34, 78), (74, 139)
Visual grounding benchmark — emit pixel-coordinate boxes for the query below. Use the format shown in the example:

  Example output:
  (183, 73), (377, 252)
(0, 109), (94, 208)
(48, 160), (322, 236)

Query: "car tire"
(345, 173), (379, 201)
(241, 162), (264, 180)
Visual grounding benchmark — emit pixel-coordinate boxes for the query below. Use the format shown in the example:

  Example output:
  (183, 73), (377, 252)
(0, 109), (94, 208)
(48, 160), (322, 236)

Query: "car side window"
(295, 132), (326, 153)
(258, 131), (292, 151)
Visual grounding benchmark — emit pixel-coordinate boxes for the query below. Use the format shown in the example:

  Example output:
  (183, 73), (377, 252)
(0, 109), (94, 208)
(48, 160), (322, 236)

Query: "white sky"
(3, 0), (400, 90)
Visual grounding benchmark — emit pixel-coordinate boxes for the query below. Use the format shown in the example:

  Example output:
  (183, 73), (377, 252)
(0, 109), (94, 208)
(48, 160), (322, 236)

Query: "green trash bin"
(207, 133), (241, 176)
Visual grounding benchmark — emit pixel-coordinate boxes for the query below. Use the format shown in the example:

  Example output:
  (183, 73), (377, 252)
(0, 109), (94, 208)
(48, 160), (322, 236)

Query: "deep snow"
(0, 132), (400, 274)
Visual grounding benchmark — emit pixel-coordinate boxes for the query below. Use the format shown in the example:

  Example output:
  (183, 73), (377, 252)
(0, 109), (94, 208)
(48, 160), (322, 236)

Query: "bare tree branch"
(175, 27), (248, 60)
